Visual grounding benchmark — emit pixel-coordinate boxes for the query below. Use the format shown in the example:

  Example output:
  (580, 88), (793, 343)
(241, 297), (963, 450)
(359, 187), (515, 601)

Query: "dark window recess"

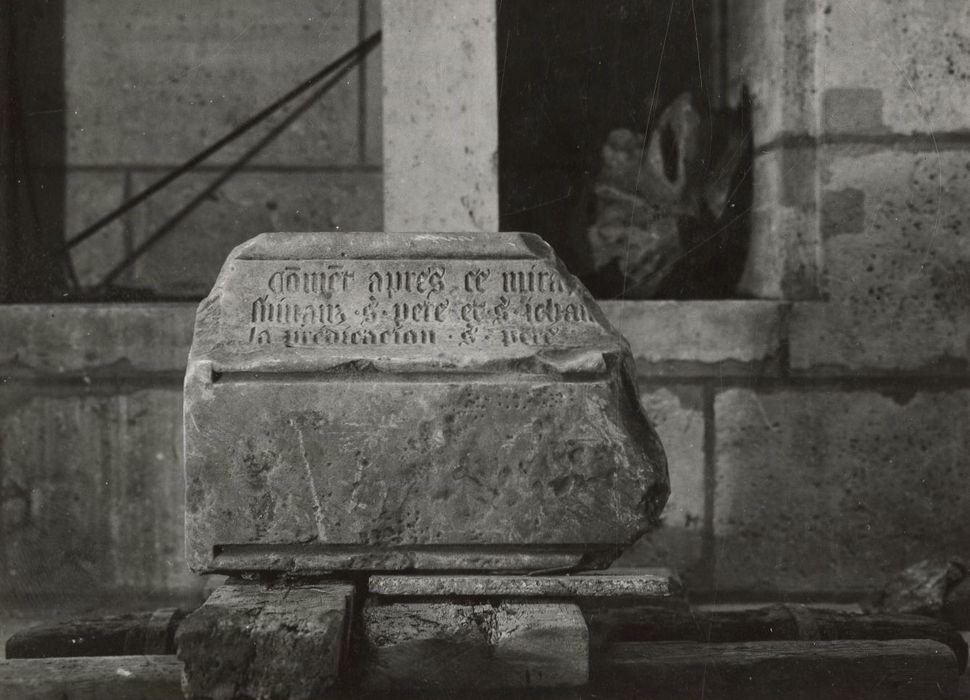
(498, 0), (752, 300)
(1, 1), (67, 302)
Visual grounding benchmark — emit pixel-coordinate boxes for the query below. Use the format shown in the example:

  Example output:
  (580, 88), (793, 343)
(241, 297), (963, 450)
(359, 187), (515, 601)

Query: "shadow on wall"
(2, 1), (68, 301)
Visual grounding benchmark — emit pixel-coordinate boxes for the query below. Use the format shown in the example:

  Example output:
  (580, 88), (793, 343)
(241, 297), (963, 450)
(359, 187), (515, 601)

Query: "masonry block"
(128, 171), (382, 297)
(0, 386), (199, 601)
(66, 171), (128, 289)
(730, 1), (970, 141)
(0, 304), (194, 374)
(615, 387), (706, 585)
(65, 0), (360, 166)
(791, 148), (970, 372)
(820, 1), (970, 134)
(602, 301), (788, 373)
(714, 388), (970, 594)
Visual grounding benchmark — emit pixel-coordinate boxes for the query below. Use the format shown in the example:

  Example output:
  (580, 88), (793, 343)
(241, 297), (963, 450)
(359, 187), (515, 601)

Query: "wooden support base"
(6, 608), (184, 659)
(361, 602), (589, 691)
(3, 572), (963, 698)
(0, 655), (182, 700)
(0, 639), (959, 699)
(595, 639), (960, 700)
(175, 581), (354, 700)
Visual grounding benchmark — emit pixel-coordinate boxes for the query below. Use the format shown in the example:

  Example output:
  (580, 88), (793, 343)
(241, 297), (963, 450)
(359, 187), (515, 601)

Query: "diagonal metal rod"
(62, 30), (381, 254)
(96, 48), (372, 291)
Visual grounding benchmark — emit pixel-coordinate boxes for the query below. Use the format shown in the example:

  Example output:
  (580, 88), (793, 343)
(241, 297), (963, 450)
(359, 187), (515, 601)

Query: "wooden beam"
(6, 608), (184, 659)
(0, 655), (182, 700)
(595, 639), (959, 700)
(176, 581), (354, 700)
(584, 602), (968, 671)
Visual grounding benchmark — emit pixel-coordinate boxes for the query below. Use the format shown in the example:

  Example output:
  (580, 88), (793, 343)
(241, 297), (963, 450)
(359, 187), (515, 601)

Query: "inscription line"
(234, 255), (550, 262)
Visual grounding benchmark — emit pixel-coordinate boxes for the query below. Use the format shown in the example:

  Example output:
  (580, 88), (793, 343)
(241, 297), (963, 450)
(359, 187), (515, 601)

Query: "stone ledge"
(4, 297), (965, 379)
(0, 303), (196, 375)
(602, 300), (788, 372)
(0, 300), (791, 377)
(790, 302), (970, 375)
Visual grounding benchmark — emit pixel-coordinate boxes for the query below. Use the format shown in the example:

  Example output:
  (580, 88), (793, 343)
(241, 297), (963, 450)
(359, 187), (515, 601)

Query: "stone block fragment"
(184, 232), (669, 573)
(368, 569), (681, 599)
(361, 602), (589, 690)
(176, 581), (354, 700)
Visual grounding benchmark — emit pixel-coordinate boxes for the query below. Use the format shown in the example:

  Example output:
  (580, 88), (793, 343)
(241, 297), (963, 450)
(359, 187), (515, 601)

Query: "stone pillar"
(382, 0), (499, 232)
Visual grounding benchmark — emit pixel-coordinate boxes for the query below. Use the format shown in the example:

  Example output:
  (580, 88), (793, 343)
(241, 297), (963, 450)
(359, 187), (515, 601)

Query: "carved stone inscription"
(241, 260), (598, 350)
(185, 232), (670, 574)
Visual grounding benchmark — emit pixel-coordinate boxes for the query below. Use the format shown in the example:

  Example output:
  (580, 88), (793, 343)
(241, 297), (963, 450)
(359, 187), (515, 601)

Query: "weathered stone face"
(184, 232), (668, 573)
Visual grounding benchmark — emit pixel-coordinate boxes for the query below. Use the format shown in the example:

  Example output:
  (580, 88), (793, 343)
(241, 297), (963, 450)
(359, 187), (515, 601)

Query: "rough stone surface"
(383, 0), (498, 231)
(368, 569), (680, 599)
(791, 149), (970, 373)
(871, 559), (968, 618)
(184, 232), (669, 573)
(714, 388), (970, 594)
(176, 581), (353, 700)
(361, 602), (588, 690)
(729, 1), (970, 141)
(819, 2), (970, 135)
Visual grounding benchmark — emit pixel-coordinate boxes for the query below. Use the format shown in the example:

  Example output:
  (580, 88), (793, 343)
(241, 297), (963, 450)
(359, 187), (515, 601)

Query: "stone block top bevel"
(188, 231), (625, 376)
(368, 569), (682, 599)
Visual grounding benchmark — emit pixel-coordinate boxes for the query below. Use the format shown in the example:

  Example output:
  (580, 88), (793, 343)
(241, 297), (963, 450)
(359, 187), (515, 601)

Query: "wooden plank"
(6, 608), (184, 658)
(0, 655), (182, 700)
(368, 568), (682, 599)
(361, 602), (588, 691)
(175, 581), (354, 700)
(584, 602), (968, 672)
(595, 639), (959, 700)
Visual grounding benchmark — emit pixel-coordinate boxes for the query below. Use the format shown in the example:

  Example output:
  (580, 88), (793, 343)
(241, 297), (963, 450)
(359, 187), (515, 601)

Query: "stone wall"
(66, 0), (382, 296)
(1, 0), (968, 604)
